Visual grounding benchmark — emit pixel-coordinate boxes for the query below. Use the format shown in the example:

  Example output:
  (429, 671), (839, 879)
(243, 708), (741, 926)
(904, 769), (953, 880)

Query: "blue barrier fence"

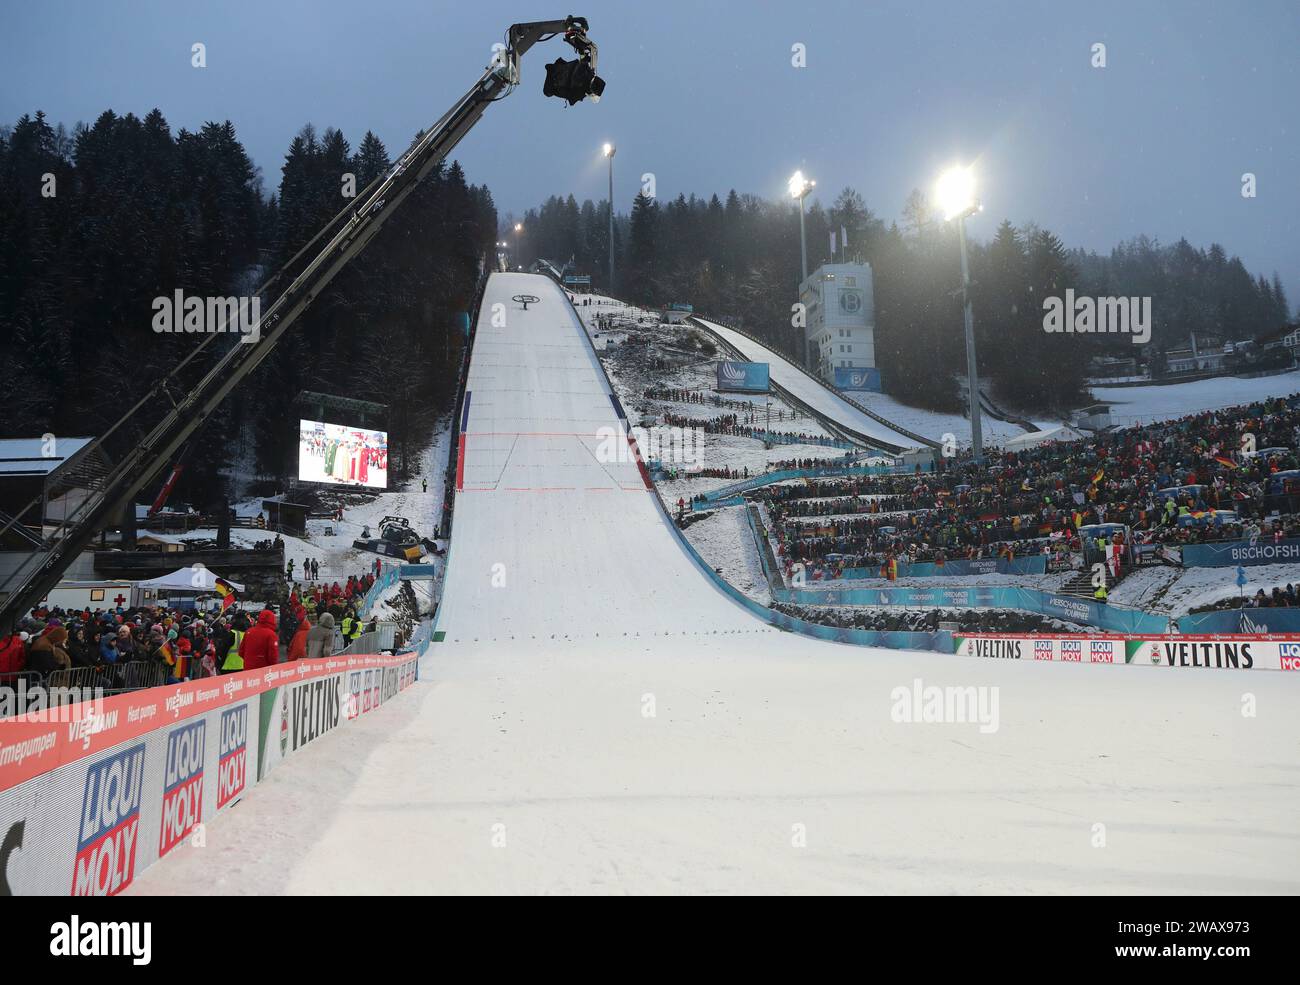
(837, 556), (1050, 579)
(1179, 537), (1300, 568)
(1176, 607), (1300, 633)
(359, 565), (402, 618)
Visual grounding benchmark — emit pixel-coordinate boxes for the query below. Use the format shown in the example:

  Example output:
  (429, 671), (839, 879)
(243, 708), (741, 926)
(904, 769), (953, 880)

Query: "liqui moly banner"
(0, 652), (418, 896)
(716, 360), (769, 393)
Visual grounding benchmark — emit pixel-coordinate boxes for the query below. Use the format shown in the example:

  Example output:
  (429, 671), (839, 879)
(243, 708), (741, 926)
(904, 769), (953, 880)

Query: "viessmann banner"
(716, 360), (769, 393)
(0, 652), (418, 896)
(955, 633), (1300, 670)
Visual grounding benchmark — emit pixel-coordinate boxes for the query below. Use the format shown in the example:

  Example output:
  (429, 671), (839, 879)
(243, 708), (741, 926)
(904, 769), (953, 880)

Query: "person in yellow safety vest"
(221, 628), (245, 672)
(349, 611), (364, 643)
(340, 613), (355, 639)
(1094, 583), (1109, 604)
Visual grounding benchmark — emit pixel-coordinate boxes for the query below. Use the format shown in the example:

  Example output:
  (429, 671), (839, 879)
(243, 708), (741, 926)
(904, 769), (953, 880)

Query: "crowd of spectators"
(0, 559), (389, 693)
(754, 394), (1300, 580)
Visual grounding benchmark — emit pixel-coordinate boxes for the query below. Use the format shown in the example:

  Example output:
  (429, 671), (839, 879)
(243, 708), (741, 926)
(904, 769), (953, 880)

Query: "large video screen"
(298, 419), (389, 489)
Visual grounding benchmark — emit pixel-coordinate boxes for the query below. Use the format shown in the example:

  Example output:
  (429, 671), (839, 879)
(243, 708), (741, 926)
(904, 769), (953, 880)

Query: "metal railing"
(336, 622), (400, 656)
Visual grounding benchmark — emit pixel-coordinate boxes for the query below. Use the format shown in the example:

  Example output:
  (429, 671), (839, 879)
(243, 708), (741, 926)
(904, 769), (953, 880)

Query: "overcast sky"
(3, 0), (1297, 304)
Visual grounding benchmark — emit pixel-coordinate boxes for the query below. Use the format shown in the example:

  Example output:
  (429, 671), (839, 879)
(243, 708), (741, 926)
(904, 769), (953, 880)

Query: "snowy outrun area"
(131, 274), (1300, 895)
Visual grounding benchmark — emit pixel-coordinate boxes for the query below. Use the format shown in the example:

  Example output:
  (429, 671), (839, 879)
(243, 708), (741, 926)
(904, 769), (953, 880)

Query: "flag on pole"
(830, 231), (837, 256)
(841, 225), (848, 249)
(1214, 455), (1236, 469)
(215, 576), (237, 611)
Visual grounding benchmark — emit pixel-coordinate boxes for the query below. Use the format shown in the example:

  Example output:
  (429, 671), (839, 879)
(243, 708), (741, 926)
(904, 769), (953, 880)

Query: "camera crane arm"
(0, 16), (604, 630)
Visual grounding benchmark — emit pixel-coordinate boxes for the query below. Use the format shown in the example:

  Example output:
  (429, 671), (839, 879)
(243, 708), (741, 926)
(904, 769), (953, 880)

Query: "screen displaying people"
(298, 419), (389, 489)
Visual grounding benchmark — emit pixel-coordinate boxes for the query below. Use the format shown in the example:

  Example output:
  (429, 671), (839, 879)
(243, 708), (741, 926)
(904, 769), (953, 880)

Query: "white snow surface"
(131, 275), (1300, 895)
(1112, 561), (1300, 618)
(1094, 370), (1300, 428)
(130, 633), (1300, 895)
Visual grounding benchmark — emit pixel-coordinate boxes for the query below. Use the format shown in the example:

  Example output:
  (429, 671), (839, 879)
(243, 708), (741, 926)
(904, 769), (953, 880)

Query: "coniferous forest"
(510, 188), (1294, 413)
(0, 109), (496, 507)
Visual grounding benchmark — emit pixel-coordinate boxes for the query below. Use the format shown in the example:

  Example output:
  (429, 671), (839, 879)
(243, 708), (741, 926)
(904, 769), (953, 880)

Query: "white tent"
(134, 567), (244, 593)
(1000, 425), (1084, 451)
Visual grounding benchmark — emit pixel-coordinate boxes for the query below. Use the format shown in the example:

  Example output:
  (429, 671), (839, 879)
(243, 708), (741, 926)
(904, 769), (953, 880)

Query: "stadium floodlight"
(935, 165), (979, 221)
(935, 164), (983, 461)
(603, 143), (617, 290)
(788, 171), (816, 283)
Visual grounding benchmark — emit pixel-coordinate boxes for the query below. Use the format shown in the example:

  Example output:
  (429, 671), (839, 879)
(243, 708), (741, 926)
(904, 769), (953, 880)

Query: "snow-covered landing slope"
(435, 274), (777, 642)
(129, 635), (1300, 895)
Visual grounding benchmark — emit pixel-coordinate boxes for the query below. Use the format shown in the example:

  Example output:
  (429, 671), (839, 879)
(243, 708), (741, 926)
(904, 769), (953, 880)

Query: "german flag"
(1090, 468), (1104, 485)
(1214, 455), (1236, 469)
(215, 576), (237, 611)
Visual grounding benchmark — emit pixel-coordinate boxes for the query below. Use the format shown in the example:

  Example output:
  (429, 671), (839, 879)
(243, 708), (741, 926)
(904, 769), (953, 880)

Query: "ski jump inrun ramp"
(437, 273), (777, 642)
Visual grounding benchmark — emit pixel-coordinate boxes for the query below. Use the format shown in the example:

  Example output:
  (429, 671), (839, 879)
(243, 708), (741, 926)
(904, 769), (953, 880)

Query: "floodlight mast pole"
(957, 212), (982, 463)
(605, 144), (616, 291)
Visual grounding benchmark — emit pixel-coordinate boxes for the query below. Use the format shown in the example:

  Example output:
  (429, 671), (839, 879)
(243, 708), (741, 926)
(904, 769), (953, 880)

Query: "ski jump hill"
(121, 271), (1300, 896)
(688, 316), (938, 453)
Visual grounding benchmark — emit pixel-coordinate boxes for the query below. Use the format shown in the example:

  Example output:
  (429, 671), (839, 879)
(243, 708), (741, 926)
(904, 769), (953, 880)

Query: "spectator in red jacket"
(0, 633), (26, 675)
(238, 609), (280, 670)
(287, 607), (310, 662)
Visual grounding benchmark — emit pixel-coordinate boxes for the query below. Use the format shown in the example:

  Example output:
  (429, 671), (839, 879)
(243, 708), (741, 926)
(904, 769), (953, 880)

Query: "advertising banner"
(0, 652), (418, 895)
(954, 634), (1126, 666)
(1123, 635), (1300, 670)
(954, 633), (1300, 671)
(834, 367), (882, 392)
(1179, 537), (1300, 568)
(716, 360), (770, 393)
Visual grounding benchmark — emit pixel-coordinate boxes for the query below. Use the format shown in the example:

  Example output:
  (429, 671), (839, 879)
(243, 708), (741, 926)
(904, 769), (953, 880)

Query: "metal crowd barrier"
(336, 622), (400, 656)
